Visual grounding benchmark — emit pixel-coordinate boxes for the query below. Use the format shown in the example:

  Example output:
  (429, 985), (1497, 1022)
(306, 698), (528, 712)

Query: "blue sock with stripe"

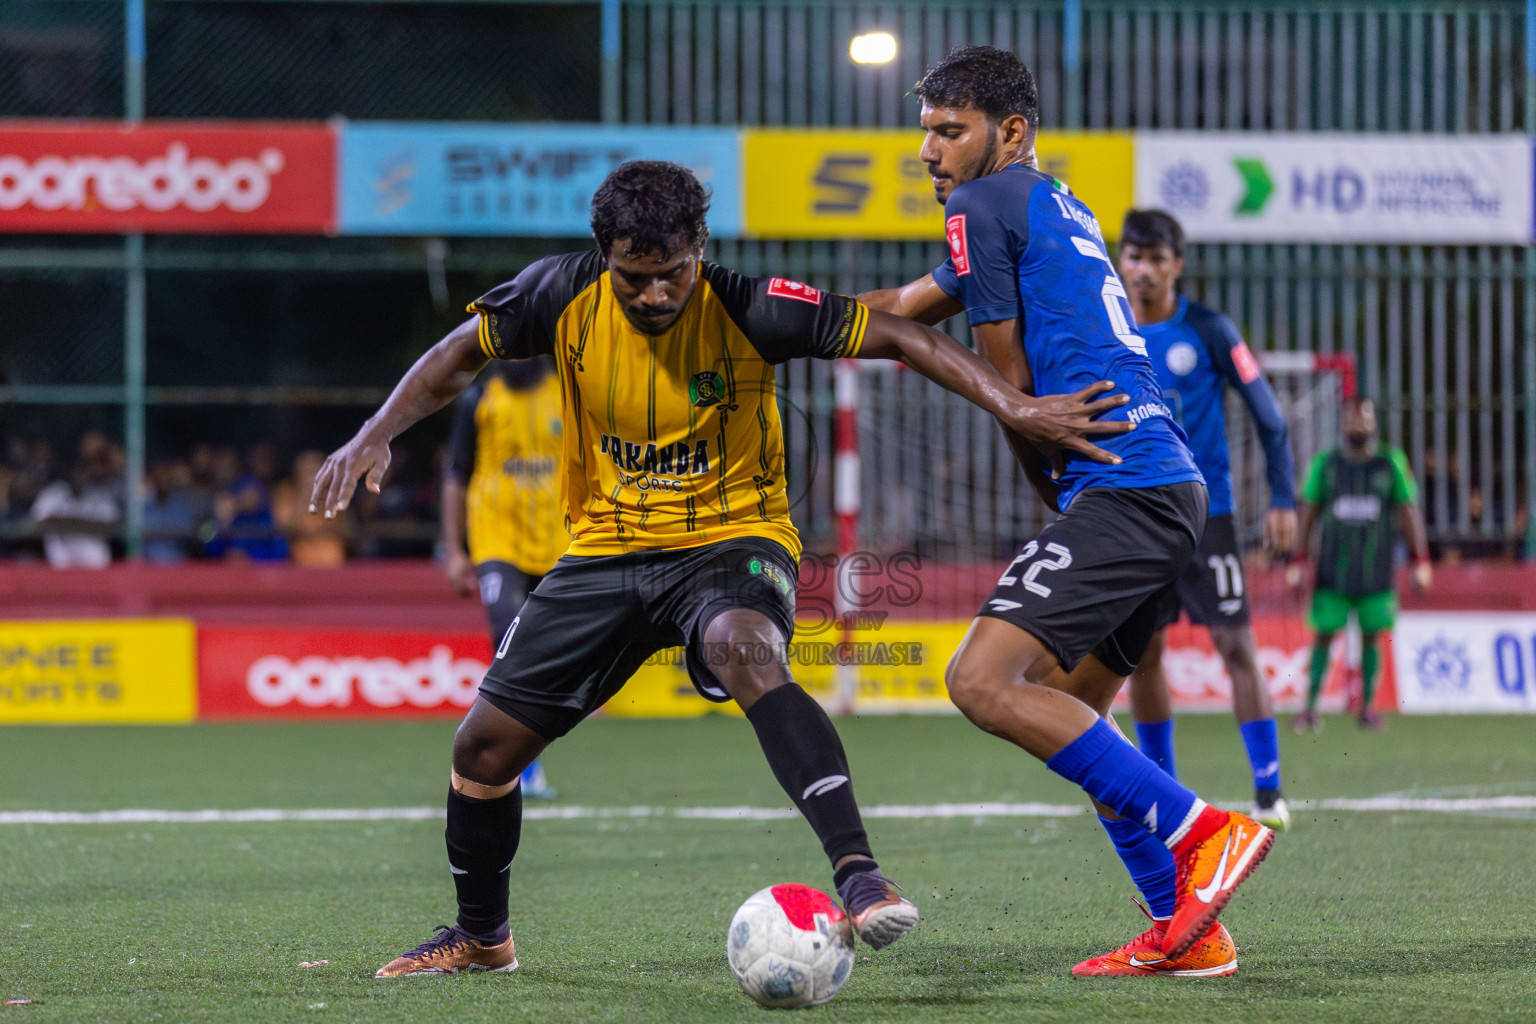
(1134, 719), (1178, 780)
(1099, 815), (1177, 918)
(1239, 718), (1282, 793)
(1046, 719), (1204, 846)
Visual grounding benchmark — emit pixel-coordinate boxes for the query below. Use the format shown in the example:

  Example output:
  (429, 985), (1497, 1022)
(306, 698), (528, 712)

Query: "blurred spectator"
(141, 458), (197, 564)
(184, 442), (220, 528)
(353, 447), (436, 558)
(273, 449), (346, 567)
(205, 443), (288, 561)
(30, 430), (122, 569)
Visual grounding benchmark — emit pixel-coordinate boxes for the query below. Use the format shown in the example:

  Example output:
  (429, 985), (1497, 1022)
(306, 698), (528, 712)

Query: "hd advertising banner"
(742, 129), (1133, 240)
(1135, 133), (1533, 244)
(0, 122), (336, 233)
(1394, 611), (1536, 713)
(337, 122), (742, 236)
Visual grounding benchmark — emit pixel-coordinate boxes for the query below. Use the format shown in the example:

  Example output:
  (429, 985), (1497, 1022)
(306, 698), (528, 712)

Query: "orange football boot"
(1072, 903), (1237, 978)
(1164, 807), (1273, 960)
(375, 924), (519, 977)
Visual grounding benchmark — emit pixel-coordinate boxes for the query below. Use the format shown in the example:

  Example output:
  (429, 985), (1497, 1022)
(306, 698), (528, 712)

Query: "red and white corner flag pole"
(833, 359), (860, 717)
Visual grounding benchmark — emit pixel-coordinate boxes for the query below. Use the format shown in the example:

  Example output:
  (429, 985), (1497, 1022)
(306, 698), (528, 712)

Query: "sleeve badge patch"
(767, 278), (823, 305)
(1231, 341), (1262, 384)
(945, 214), (971, 276)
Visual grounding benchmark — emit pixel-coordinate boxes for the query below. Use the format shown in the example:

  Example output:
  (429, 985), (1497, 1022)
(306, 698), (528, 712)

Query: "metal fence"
(2, 0), (1534, 556)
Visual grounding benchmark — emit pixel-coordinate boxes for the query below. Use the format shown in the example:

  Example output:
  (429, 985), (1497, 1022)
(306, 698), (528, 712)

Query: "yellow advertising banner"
(603, 620), (963, 717)
(0, 619), (197, 724)
(743, 130), (1134, 241)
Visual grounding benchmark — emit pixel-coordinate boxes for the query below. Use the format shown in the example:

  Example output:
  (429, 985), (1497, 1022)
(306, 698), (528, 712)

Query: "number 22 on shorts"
(998, 541), (1073, 598)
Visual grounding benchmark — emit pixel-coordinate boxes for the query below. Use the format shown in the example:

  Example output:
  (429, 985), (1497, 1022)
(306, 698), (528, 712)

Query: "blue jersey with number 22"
(931, 164), (1203, 510)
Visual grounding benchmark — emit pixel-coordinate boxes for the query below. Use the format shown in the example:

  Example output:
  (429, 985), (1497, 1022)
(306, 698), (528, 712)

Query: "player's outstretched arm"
(1400, 502), (1433, 592)
(310, 318), (488, 518)
(856, 308), (1133, 471)
(857, 274), (965, 326)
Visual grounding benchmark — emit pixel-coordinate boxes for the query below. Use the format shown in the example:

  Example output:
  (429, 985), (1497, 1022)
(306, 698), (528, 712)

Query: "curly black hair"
(1121, 209), (1186, 259)
(913, 45), (1039, 132)
(590, 161), (711, 258)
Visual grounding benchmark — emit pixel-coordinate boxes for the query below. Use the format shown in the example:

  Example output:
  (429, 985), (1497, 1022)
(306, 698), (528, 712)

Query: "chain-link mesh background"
(2, 0), (1534, 555)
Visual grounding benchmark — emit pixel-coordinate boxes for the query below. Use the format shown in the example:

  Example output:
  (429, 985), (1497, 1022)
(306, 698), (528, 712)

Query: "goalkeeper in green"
(1291, 396), (1430, 732)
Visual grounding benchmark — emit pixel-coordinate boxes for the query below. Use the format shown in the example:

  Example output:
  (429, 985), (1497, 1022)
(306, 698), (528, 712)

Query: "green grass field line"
(3, 715), (1534, 1022)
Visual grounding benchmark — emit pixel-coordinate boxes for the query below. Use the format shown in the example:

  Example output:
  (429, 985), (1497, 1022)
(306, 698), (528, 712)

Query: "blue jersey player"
(860, 45), (1274, 977)
(1118, 210), (1296, 833)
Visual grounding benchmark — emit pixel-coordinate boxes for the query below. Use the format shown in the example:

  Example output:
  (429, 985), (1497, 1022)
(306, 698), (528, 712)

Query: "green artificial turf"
(2, 714), (1534, 1023)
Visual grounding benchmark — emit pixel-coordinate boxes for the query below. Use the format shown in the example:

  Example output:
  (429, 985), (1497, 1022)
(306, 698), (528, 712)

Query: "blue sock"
(1100, 815), (1177, 918)
(1134, 719), (1177, 780)
(1239, 718), (1282, 793)
(1046, 719), (1204, 846)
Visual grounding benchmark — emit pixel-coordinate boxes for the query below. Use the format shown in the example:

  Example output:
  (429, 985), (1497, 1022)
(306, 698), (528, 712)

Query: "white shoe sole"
(1252, 800), (1291, 831)
(1166, 959), (1238, 978)
(854, 900), (920, 950)
(377, 957), (519, 977)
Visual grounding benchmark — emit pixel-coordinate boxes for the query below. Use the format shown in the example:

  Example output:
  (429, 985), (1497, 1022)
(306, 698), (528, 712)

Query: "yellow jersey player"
(441, 356), (565, 798)
(312, 160), (1131, 978)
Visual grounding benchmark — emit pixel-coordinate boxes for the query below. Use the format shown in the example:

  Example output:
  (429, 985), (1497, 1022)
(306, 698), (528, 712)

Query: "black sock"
(744, 684), (873, 865)
(445, 783), (522, 943)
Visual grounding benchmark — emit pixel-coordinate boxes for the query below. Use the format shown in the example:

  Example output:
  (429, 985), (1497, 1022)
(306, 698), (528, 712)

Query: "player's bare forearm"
(1400, 504), (1431, 561)
(856, 310), (1132, 469)
(1296, 504), (1318, 556)
(368, 320), (488, 445)
(440, 477), (469, 554)
(311, 319), (488, 517)
(857, 275), (965, 326)
(998, 421), (1060, 512)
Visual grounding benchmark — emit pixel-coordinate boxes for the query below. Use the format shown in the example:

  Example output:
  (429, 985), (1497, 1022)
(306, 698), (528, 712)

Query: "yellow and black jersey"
(468, 250), (868, 559)
(446, 361), (568, 574)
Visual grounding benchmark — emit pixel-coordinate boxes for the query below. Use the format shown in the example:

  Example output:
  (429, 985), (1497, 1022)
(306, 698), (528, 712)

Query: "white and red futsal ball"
(726, 883), (856, 1008)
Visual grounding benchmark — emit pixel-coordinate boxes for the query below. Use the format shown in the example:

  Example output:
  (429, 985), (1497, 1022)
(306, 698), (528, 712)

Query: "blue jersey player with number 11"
(860, 45), (1274, 977)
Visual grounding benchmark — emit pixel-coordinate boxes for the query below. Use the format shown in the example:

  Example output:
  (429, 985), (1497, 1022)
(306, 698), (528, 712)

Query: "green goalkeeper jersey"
(1301, 444), (1418, 596)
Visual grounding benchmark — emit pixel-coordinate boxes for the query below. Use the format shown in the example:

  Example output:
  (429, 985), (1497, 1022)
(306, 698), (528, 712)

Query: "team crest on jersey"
(767, 278), (822, 305)
(690, 370), (727, 408)
(945, 214), (971, 276)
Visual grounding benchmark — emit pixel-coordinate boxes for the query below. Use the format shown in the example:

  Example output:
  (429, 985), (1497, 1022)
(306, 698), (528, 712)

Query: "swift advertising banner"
(1393, 611), (1536, 713)
(742, 130), (1133, 240)
(0, 122), (335, 233)
(1135, 133), (1533, 244)
(0, 619), (196, 724)
(337, 122), (742, 236)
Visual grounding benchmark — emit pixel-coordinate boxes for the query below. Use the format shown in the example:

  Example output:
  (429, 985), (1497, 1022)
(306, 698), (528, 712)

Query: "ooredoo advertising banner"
(0, 618), (196, 724)
(1135, 132), (1533, 244)
(1393, 611), (1536, 713)
(337, 122), (742, 236)
(198, 624), (491, 719)
(0, 121), (336, 233)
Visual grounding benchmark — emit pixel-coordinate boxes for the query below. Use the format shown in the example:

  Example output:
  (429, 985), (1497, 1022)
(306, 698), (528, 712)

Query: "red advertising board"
(198, 624), (491, 719)
(0, 121), (335, 233)
(1135, 614), (1397, 713)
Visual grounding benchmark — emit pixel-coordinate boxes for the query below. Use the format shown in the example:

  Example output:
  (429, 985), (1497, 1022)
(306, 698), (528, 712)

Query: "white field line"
(0, 795), (1534, 827)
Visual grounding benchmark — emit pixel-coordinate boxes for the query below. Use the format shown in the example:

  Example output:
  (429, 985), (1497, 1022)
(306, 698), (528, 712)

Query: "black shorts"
(978, 482), (1207, 677)
(1151, 514), (1251, 629)
(475, 560), (542, 649)
(477, 537), (798, 739)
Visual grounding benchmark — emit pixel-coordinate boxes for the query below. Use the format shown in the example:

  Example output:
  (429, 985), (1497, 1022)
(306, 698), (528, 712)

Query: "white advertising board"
(1394, 611), (1536, 713)
(1135, 133), (1532, 244)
